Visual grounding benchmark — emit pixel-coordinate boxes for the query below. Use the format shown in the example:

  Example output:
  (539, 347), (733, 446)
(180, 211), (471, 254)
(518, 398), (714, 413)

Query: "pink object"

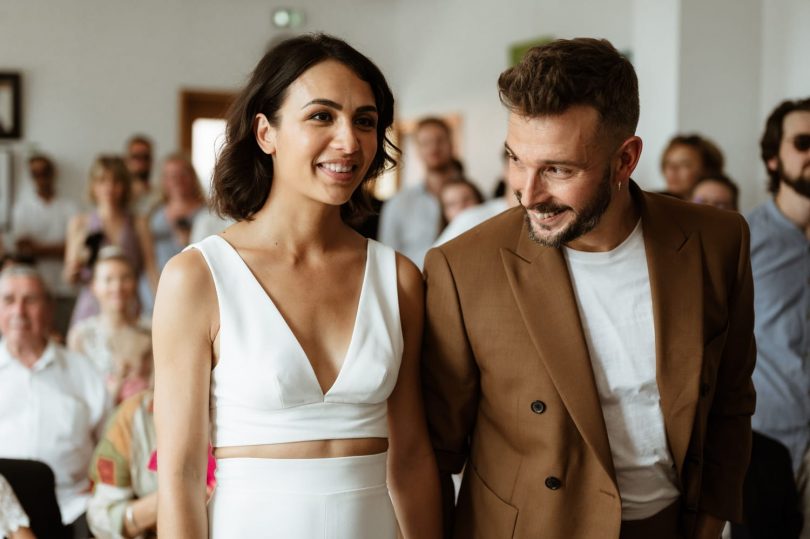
(119, 377), (150, 402)
(148, 446), (217, 488)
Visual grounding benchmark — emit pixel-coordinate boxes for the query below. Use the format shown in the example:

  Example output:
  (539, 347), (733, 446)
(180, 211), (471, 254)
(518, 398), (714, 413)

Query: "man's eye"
(547, 166), (572, 178)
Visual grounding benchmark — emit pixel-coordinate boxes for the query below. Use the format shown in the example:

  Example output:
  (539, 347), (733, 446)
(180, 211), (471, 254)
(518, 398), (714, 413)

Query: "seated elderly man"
(0, 265), (108, 537)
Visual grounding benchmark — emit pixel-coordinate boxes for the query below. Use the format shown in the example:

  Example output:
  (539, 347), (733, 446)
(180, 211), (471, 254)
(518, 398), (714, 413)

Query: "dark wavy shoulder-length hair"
(212, 33), (397, 223)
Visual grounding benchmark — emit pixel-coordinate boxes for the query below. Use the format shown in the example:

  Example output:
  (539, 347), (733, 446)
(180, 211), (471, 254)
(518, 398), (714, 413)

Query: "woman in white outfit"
(153, 34), (442, 538)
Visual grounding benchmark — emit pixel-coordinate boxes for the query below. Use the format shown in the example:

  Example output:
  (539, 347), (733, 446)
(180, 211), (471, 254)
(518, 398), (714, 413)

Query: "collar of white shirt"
(0, 339), (59, 371)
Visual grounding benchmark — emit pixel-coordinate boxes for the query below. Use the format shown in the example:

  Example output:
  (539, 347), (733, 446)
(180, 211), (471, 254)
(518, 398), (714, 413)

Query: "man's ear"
(614, 135), (643, 182)
(255, 113), (276, 155)
(766, 156), (778, 173)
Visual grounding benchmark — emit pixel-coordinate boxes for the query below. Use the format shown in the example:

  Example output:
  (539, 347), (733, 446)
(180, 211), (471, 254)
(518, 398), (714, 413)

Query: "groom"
(421, 37), (756, 539)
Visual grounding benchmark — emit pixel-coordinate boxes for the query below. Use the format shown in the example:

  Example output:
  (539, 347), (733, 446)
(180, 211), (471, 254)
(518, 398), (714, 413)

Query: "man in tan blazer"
(422, 38), (756, 539)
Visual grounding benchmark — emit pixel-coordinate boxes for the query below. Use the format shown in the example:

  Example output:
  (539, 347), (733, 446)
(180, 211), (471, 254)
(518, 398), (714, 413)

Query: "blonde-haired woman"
(68, 246), (152, 404)
(64, 155), (158, 327)
(138, 153), (206, 314)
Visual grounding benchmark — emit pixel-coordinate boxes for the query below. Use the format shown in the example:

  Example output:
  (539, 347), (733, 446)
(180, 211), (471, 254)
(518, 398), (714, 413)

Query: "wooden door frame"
(178, 90), (236, 154)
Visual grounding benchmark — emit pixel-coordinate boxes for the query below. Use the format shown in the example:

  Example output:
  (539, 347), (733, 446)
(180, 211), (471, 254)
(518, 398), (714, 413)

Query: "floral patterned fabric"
(0, 474), (29, 536)
(87, 391), (157, 539)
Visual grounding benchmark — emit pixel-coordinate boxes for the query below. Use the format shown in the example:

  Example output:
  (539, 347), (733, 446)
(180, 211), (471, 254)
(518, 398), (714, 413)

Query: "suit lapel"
(501, 220), (617, 483)
(640, 191), (704, 478)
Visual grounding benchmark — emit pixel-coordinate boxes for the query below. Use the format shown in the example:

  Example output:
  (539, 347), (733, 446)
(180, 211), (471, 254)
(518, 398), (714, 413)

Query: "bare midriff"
(214, 438), (388, 459)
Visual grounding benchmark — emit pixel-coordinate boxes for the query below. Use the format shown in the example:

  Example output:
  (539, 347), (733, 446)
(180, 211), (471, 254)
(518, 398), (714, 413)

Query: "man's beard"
(778, 159), (810, 199)
(520, 166), (614, 248)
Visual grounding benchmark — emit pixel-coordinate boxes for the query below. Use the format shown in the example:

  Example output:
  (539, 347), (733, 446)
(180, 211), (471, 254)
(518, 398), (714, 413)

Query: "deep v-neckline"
(212, 235), (371, 396)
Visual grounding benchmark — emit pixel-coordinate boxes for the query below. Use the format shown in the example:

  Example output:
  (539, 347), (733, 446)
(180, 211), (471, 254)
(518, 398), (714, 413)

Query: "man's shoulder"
(643, 189), (746, 242)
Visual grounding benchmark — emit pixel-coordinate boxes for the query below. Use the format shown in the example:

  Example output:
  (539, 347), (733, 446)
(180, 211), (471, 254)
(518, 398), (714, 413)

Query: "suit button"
(531, 400), (546, 414)
(545, 476), (562, 490)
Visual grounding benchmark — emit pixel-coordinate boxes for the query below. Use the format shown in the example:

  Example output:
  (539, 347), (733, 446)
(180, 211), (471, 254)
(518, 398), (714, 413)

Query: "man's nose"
(512, 169), (548, 207)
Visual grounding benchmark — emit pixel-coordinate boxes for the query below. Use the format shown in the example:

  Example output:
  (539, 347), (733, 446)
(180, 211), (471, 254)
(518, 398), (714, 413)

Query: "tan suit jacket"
(422, 186), (756, 538)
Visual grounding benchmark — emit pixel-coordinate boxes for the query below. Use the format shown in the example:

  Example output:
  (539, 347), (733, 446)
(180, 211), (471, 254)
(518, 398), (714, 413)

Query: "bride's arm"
(153, 250), (217, 539)
(387, 253), (442, 539)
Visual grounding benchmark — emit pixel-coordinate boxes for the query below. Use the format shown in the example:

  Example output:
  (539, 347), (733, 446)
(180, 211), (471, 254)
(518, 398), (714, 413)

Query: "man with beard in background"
(747, 98), (810, 472)
(125, 134), (162, 216)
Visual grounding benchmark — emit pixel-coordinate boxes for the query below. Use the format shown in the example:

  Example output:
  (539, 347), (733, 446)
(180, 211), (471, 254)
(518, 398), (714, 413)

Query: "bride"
(153, 34), (441, 538)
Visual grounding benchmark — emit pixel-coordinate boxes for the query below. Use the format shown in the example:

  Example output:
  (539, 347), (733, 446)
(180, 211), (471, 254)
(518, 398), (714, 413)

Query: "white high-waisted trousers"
(208, 452), (397, 538)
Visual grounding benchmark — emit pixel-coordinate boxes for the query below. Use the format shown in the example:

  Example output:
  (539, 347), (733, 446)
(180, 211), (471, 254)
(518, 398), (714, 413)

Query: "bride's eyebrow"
(301, 99), (377, 114)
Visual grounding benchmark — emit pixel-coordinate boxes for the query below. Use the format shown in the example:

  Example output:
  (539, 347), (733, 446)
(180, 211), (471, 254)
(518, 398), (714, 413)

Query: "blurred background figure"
(0, 473), (36, 539)
(150, 153), (205, 272)
(11, 154), (78, 339)
(439, 178), (484, 226)
(125, 135), (161, 217)
(379, 117), (461, 266)
(63, 156), (158, 329)
(0, 265), (108, 538)
(689, 173), (739, 211)
(660, 133), (724, 198)
(68, 247), (151, 404)
(141, 153), (206, 314)
(433, 148), (516, 248)
(87, 389), (158, 539)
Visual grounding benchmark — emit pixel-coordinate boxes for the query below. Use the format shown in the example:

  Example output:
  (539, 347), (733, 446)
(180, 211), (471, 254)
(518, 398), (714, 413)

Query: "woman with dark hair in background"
(64, 156), (158, 328)
(690, 173), (739, 211)
(660, 133), (724, 198)
(438, 177), (484, 228)
(153, 34), (441, 538)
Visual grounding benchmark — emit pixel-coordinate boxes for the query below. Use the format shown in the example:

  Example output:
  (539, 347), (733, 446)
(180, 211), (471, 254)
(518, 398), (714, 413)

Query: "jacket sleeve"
(698, 214), (757, 522)
(422, 247), (480, 474)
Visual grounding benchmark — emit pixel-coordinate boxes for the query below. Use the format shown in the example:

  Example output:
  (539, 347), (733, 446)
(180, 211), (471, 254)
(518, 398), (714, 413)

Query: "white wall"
(0, 0), (634, 207)
(632, 0), (681, 192)
(760, 0), (810, 197)
(678, 0), (764, 211)
(0, 0), (806, 215)
(385, 0), (633, 194)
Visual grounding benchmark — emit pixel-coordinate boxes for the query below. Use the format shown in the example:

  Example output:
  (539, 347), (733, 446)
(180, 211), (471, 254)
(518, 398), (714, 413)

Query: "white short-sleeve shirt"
(0, 340), (109, 524)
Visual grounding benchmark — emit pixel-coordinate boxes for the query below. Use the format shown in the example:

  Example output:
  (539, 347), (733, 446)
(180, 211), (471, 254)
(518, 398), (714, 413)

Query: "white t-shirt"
(12, 195), (78, 296)
(0, 340), (109, 524)
(563, 220), (680, 520)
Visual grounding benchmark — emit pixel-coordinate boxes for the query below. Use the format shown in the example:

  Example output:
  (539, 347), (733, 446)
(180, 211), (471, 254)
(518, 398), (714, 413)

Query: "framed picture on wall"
(0, 150), (12, 230)
(0, 73), (21, 139)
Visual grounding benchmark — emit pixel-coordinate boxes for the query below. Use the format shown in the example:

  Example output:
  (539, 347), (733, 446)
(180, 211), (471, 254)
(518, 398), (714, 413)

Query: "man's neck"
(774, 185), (810, 239)
(6, 338), (48, 369)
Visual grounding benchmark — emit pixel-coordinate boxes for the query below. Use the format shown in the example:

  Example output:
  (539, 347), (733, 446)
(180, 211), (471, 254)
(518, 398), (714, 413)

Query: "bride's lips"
(317, 160), (358, 183)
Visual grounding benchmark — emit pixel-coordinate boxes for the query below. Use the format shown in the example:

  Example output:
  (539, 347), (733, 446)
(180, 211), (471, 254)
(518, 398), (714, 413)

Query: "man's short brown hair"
(498, 38), (639, 141)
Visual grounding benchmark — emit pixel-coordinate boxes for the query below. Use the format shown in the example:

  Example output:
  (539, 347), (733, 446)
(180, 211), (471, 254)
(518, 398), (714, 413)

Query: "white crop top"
(188, 235), (404, 447)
